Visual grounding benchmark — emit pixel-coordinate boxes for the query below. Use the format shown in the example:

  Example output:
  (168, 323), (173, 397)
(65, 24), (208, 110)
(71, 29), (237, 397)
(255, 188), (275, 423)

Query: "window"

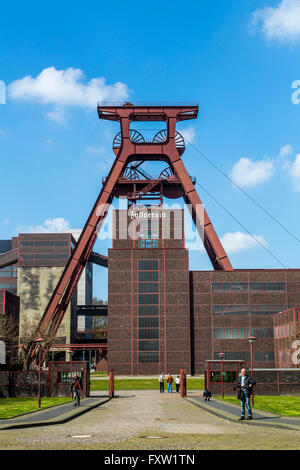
(139, 340), (159, 351)
(138, 260), (158, 270)
(139, 317), (159, 328)
(254, 351), (274, 362)
(35, 241), (55, 246)
(212, 282), (286, 293)
(213, 328), (250, 339)
(139, 352), (159, 363)
(138, 259), (159, 363)
(139, 294), (159, 305)
(252, 327), (273, 338)
(139, 271), (158, 282)
(139, 305), (159, 316)
(213, 305), (248, 316)
(212, 282), (248, 293)
(250, 282), (285, 292)
(138, 282), (159, 293)
(139, 329), (159, 339)
(250, 305), (287, 315)
(214, 351), (250, 361)
(139, 240), (158, 248)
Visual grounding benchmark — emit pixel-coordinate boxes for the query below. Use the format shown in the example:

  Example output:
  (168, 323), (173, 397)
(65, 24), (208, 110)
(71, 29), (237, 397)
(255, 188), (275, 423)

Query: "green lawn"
(0, 397), (72, 419)
(90, 377), (204, 391)
(218, 396), (300, 417)
(90, 371), (107, 377)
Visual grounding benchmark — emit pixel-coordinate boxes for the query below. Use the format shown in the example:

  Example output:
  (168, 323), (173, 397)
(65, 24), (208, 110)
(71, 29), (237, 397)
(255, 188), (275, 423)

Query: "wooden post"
(180, 368), (186, 397)
(109, 369), (115, 398)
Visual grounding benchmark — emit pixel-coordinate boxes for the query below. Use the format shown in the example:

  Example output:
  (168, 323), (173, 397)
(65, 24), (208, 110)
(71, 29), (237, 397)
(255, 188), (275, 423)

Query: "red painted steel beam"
(27, 102), (233, 364)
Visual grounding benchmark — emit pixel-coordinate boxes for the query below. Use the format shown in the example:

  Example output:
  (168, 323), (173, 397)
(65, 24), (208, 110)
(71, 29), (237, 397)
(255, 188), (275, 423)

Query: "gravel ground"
(0, 390), (299, 450)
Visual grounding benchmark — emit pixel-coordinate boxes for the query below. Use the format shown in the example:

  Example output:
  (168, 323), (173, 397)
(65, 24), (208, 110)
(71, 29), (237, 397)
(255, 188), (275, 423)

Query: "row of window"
(139, 240), (158, 248)
(138, 282), (159, 293)
(139, 329), (159, 339)
(212, 305), (287, 316)
(20, 254), (69, 260)
(214, 351), (275, 361)
(139, 294), (159, 305)
(139, 271), (158, 281)
(0, 283), (17, 289)
(139, 352), (159, 363)
(139, 305), (159, 316)
(213, 327), (274, 339)
(20, 241), (69, 247)
(212, 282), (286, 293)
(138, 260), (158, 270)
(138, 260), (159, 363)
(139, 317), (159, 328)
(0, 270), (18, 278)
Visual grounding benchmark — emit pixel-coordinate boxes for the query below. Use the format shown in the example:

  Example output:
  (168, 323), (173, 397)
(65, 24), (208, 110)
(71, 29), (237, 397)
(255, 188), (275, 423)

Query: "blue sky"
(1, 0), (300, 300)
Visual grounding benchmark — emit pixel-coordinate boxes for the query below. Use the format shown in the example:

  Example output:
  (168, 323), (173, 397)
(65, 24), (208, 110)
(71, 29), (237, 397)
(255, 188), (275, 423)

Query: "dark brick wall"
(108, 209), (190, 375)
(108, 247), (191, 375)
(191, 270), (300, 374)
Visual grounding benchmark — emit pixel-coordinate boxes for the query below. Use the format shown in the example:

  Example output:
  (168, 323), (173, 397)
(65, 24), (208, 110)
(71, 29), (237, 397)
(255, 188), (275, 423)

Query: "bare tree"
(19, 314), (53, 370)
(0, 315), (18, 366)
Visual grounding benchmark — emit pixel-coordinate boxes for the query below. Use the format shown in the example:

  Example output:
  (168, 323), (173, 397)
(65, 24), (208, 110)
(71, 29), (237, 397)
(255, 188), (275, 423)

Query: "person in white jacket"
(175, 375), (181, 393)
(159, 372), (164, 393)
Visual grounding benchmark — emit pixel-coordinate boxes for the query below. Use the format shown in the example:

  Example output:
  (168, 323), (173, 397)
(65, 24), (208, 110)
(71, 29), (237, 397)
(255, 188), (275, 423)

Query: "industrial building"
(108, 206), (300, 374)
(0, 103), (299, 374)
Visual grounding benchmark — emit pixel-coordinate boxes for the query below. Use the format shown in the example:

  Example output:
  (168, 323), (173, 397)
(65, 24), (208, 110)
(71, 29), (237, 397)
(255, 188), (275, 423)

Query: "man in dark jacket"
(236, 368), (256, 420)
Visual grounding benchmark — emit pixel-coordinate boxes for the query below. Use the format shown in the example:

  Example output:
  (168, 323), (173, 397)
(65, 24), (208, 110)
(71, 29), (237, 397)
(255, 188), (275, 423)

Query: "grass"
(90, 371), (107, 377)
(217, 396), (300, 417)
(0, 397), (72, 419)
(90, 377), (204, 391)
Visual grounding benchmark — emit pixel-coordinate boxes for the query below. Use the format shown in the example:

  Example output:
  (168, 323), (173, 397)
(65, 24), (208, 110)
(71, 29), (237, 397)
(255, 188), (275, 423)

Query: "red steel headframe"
(27, 103), (233, 362)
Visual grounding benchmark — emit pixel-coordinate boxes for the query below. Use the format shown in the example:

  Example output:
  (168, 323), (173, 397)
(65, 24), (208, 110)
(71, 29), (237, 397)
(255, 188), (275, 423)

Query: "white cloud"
(278, 144), (293, 159)
(18, 217), (71, 233)
(285, 154), (300, 190)
(229, 157), (274, 188)
(221, 231), (268, 254)
(8, 66), (130, 121)
(180, 127), (196, 144)
(45, 107), (66, 123)
(253, 0), (300, 42)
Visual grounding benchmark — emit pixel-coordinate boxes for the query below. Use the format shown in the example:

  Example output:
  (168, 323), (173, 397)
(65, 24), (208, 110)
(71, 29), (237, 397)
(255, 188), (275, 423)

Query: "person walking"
(175, 375), (180, 393)
(167, 373), (173, 393)
(71, 374), (83, 407)
(236, 368), (256, 420)
(159, 372), (164, 393)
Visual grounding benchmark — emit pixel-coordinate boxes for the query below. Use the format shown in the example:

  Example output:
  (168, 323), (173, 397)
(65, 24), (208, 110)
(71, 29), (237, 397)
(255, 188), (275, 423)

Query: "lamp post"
(218, 352), (225, 399)
(248, 336), (256, 406)
(69, 349), (74, 380)
(34, 337), (44, 408)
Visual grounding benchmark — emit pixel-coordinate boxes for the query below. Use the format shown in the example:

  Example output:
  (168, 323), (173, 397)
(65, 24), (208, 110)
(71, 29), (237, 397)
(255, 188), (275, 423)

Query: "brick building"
(108, 206), (300, 375)
(273, 307), (300, 368)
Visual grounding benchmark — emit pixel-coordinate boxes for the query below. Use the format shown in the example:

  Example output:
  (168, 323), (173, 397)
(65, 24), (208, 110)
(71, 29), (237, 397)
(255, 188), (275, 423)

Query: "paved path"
(187, 396), (300, 430)
(0, 395), (110, 430)
(0, 391), (299, 449)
